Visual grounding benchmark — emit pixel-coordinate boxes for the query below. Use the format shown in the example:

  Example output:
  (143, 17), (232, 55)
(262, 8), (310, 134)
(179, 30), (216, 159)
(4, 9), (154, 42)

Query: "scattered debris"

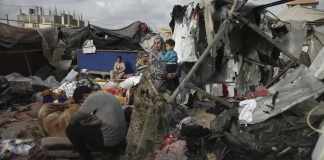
(2, 0), (324, 160)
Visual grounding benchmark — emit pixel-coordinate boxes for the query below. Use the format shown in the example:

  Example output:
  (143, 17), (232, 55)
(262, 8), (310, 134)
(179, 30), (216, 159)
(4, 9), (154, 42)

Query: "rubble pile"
(1, 0), (324, 160)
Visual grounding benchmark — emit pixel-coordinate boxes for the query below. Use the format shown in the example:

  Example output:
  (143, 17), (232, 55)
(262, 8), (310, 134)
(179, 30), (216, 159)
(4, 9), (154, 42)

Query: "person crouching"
(65, 92), (127, 160)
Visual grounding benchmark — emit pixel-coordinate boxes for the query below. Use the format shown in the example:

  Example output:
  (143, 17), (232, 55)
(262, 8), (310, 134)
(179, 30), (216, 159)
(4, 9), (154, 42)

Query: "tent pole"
(24, 53), (33, 76)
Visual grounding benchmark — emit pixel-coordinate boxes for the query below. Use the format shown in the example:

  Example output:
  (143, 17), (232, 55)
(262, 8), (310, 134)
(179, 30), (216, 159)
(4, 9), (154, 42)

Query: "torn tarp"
(308, 29), (324, 62)
(310, 47), (324, 80)
(274, 21), (307, 60)
(5, 73), (60, 89)
(248, 65), (324, 124)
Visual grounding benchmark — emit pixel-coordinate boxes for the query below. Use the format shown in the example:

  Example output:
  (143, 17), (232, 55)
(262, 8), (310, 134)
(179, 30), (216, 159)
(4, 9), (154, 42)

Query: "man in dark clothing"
(66, 92), (127, 160)
(57, 27), (65, 43)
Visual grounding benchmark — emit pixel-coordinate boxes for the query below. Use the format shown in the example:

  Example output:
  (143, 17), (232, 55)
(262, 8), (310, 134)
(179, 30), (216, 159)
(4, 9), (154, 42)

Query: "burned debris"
(1, 0), (324, 160)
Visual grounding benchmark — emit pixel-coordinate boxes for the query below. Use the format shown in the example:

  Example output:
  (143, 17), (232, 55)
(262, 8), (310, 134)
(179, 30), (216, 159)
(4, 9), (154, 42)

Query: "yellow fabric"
(38, 103), (80, 137)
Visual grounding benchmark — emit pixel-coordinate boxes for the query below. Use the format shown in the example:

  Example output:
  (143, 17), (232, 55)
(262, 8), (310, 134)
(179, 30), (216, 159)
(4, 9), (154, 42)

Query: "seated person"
(65, 92), (127, 160)
(110, 56), (126, 81)
(38, 86), (93, 137)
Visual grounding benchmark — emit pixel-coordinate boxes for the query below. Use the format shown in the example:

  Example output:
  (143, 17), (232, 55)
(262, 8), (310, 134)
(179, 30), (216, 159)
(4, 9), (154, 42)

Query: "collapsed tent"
(0, 23), (49, 76)
(0, 21), (151, 76)
(145, 0), (324, 160)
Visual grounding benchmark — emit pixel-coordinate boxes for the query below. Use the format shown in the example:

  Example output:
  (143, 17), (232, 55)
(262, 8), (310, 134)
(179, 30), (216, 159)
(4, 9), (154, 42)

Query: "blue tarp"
(77, 50), (137, 74)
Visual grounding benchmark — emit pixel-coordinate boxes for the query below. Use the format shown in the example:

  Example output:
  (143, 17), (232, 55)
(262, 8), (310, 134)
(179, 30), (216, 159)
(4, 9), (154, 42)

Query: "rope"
(306, 103), (324, 134)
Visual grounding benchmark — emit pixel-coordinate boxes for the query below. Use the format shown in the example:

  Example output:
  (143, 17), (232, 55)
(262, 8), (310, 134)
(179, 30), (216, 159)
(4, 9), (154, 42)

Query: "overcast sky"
(0, 0), (323, 30)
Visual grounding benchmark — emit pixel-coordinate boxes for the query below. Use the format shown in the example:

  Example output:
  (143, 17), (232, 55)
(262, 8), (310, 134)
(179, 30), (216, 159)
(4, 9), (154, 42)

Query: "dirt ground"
(0, 102), (44, 144)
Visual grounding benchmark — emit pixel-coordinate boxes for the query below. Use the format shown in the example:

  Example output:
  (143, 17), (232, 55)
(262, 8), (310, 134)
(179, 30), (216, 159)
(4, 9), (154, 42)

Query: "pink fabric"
(154, 140), (187, 160)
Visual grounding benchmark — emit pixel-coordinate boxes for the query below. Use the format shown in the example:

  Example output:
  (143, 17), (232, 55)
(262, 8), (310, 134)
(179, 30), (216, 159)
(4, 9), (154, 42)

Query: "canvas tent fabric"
(0, 21), (150, 75)
(38, 21), (147, 65)
(0, 23), (42, 51)
(277, 5), (324, 22)
(0, 23), (49, 76)
(91, 21), (147, 43)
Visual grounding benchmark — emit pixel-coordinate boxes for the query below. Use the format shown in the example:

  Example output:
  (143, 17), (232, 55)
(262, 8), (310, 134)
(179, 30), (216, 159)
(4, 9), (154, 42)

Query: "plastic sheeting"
(1, 21), (149, 73)
(308, 29), (324, 62)
(38, 21), (146, 65)
(310, 47), (324, 79)
(275, 22), (307, 60)
(5, 73), (59, 89)
(312, 117), (324, 160)
(172, 3), (199, 63)
(0, 23), (42, 51)
(119, 75), (142, 89)
(239, 99), (257, 124)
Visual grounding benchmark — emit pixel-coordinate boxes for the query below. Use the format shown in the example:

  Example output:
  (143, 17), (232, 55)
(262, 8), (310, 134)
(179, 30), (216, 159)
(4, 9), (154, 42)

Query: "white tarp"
(56, 81), (77, 98)
(61, 69), (79, 83)
(172, 3), (198, 63)
(5, 73), (60, 89)
(118, 75), (142, 89)
(82, 39), (96, 54)
(312, 115), (324, 160)
(239, 99), (257, 125)
(310, 47), (324, 80)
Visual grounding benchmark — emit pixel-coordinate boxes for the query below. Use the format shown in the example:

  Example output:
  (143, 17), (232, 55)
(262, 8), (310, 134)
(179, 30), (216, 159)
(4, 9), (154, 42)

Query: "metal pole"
(5, 14), (9, 25)
(168, 20), (230, 103)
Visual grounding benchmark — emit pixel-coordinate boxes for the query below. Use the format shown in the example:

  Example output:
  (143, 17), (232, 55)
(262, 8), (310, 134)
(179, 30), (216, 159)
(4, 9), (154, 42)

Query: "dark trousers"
(165, 64), (179, 92)
(66, 112), (125, 160)
(166, 64), (178, 73)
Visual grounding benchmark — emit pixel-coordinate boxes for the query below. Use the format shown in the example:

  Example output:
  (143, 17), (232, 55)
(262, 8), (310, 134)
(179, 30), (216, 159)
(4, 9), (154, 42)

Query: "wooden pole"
(24, 53), (33, 76)
(5, 14), (9, 25)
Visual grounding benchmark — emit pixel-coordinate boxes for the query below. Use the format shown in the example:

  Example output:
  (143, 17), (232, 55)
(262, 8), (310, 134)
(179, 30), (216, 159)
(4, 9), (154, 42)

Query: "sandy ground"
(0, 102), (44, 160)
(0, 102), (44, 140)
